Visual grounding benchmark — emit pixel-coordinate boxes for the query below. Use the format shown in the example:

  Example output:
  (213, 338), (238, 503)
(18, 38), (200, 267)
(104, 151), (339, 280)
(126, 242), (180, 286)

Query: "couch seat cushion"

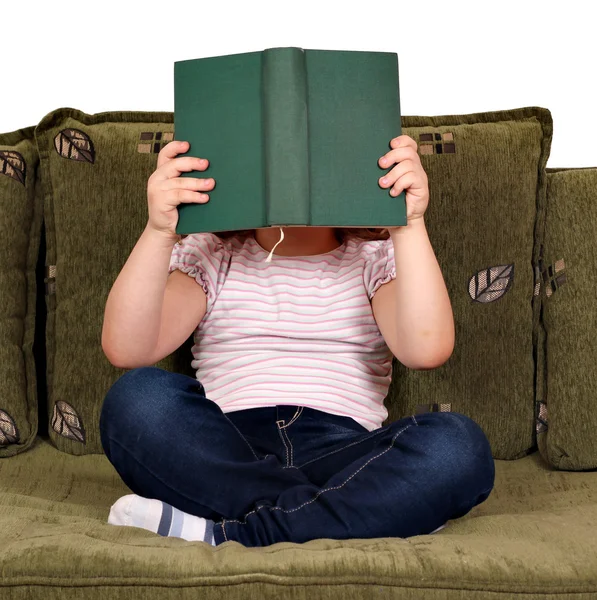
(1, 436), (597, 599)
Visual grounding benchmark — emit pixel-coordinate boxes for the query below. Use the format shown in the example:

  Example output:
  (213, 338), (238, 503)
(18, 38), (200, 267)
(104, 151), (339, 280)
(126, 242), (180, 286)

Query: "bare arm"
(101, 224), (206, 368)
(372, 217), (455, 369)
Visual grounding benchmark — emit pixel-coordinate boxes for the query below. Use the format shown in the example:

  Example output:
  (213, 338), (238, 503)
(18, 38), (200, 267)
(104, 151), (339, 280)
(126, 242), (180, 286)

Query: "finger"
(154, 155), (210, 182)
(390, 172), (416, 197)
(390, 134), (417, 151)
(378, 145), (418, 168)
(157, 140), (192, 169)
(167, 188), (211, 204)
(378, 159), (416, 188)
(162, 176), (215, 192)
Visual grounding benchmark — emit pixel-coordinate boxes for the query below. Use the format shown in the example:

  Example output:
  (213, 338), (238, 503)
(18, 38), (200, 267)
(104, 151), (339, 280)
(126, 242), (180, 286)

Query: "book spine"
(262, 47), (310, 225)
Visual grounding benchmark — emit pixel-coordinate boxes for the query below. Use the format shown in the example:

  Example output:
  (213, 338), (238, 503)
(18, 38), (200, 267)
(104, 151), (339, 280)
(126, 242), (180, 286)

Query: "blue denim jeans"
(99, 367), (495, 547)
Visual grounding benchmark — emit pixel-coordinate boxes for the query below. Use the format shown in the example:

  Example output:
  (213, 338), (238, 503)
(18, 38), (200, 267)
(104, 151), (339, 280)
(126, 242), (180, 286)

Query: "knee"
(100, 367), (174, 440)
(101, 366), (158, 414)
(449, 412), (495, 491)
(100, 367), (207, 436)
(414, 412), (495, 493)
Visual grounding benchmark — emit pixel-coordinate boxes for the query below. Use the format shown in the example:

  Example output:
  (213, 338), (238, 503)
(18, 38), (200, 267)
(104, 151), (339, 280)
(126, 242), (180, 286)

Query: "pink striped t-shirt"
(168, 231), (396, 432)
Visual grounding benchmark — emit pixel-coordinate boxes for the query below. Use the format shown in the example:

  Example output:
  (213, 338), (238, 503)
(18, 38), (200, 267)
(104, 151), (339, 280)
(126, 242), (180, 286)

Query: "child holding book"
(99, 136), (495, 547)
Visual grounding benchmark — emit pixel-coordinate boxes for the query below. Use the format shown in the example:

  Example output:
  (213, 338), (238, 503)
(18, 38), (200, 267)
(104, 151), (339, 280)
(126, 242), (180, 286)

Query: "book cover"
(174, 47), (406, 234)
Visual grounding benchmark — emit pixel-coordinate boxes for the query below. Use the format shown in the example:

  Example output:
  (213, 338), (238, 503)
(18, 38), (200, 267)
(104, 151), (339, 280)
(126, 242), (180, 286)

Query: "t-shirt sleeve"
(363, 237), (396, 300)
(168, 233), (230, 315)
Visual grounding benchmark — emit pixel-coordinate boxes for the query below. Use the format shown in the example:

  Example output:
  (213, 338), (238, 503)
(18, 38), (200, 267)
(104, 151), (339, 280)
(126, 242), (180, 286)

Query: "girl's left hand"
(378, 134), (430, 226)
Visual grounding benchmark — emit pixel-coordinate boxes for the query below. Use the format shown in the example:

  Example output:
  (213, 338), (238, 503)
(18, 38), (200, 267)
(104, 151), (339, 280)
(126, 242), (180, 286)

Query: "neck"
(254, 227), (341, 257)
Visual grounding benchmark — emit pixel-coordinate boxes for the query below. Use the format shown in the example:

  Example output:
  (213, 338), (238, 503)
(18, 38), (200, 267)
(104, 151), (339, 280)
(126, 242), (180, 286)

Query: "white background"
(2, 0), (595, 167)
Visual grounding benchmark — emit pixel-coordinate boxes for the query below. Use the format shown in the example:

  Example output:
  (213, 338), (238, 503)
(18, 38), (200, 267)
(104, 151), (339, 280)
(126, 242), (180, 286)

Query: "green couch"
(1, 105), (597, 599)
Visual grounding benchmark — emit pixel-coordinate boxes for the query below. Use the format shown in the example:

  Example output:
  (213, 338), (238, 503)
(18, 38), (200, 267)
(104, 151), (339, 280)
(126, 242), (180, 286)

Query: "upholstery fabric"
(0, 127), (44, 457)
(34, 108), (194, 455)
(2, 436), (597, 599)
(537, 167), (597, 469)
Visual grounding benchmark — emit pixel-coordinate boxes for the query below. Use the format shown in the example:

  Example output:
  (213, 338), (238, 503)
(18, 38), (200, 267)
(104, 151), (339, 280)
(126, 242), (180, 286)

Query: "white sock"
(108, 494), (217, 545)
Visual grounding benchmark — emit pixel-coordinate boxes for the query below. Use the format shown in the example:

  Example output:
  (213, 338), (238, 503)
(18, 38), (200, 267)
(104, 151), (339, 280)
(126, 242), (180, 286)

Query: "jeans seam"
(279, 426), (294, 466)
(276, 421), (290, 467)
(279, 407), (302, 467)
(295, 427), (387, 469)
(280, 406), (303, 429)
(225, 416), (262, 461)
(222, 422), (413, 530)
(285, 427), (294, 466)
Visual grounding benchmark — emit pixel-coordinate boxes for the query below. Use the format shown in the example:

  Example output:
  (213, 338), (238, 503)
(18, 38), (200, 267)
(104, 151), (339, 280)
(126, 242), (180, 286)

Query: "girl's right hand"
(146, 140), (215, 242)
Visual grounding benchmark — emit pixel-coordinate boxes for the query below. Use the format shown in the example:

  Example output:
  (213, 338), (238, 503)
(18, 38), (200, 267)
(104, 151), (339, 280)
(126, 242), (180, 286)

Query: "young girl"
(99, 136), (495, 548)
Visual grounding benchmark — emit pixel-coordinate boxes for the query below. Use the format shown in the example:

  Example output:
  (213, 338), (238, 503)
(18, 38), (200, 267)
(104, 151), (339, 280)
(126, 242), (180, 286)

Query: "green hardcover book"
(174, 47), (406, 234)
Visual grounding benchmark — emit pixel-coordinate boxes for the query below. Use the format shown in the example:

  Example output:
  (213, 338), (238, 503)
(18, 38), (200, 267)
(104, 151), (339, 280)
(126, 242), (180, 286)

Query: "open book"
(174, 47), (406, 234)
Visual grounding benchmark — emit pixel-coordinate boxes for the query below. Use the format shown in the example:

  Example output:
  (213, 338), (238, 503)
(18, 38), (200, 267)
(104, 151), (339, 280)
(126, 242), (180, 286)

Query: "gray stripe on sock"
(169, 505), (184, 538)
(203, 518), (214, 545)
(157, 502), (173, 537)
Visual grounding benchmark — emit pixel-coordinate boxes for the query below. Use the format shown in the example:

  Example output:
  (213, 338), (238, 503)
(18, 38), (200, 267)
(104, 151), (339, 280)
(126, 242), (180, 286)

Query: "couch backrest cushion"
(35, 108), (194, 455)
(0, 127), (44, 457)
(537, 167), (597, 469)
(381, 107), (552, 460)
(34, 105), (552, 459)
